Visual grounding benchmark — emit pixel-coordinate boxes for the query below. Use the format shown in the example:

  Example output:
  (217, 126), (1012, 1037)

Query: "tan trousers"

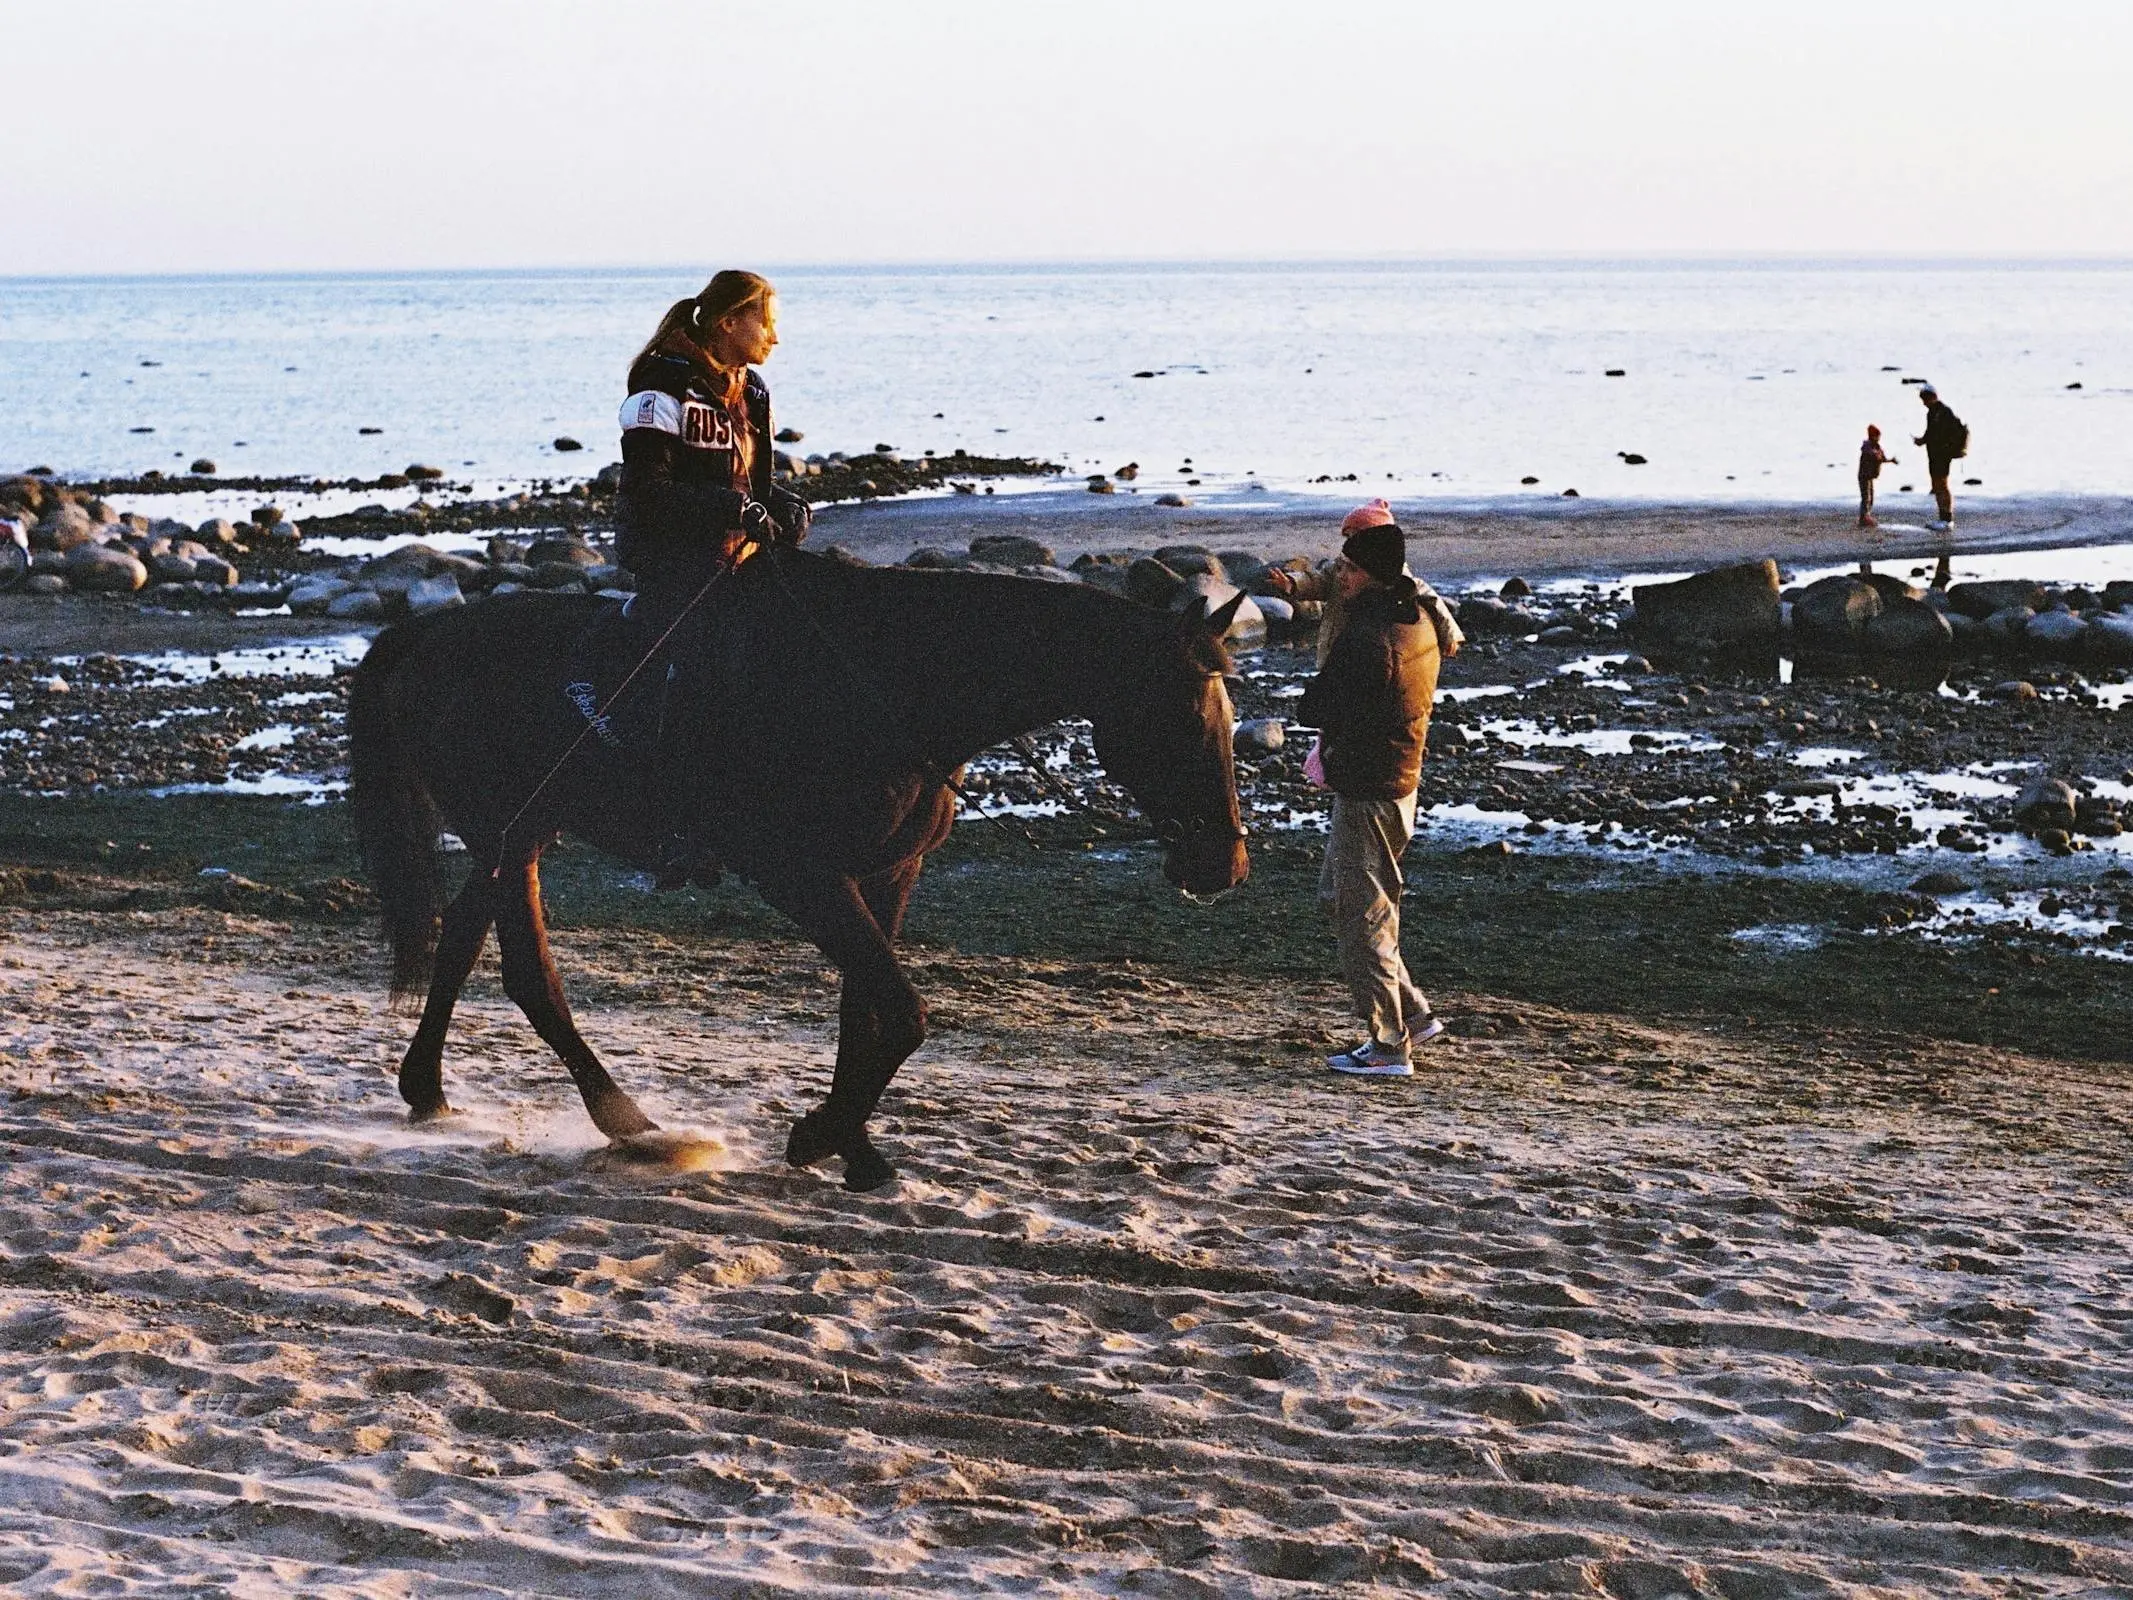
(1318, 792), (1430, 1046)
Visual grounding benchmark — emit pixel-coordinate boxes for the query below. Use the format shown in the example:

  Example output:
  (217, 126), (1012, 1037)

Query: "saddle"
(562, 595), (670, 756)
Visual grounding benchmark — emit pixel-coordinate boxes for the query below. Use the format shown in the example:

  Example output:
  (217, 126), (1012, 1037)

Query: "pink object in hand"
(1304, 737), (1327, 788)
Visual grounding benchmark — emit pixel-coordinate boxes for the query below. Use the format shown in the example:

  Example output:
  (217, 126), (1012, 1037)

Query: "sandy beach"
(809, 490), (2133, 585)
(2, 904), (2131, 1597)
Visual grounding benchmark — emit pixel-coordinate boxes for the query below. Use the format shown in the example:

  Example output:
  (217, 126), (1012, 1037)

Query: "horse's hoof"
(786, 1113), (837, 1168)
(586, 1092), (658, 1141)
(406, 1098), (453, 1124)
(842, 1143), (897, 1193)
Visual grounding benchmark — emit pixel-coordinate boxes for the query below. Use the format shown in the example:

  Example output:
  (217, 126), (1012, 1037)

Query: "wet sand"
(3, 910), (2132, 1596)
(811, 490), (2133, 583)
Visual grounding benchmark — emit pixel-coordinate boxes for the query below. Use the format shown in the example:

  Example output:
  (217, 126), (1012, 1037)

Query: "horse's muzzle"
(1160, 817), (1250, 897)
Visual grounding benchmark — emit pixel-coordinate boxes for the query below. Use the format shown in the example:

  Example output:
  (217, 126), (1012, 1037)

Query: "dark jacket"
(1296, 576), (1441, 800)
(1921, 400), (1966, 465)
(616, 351), (805, 599)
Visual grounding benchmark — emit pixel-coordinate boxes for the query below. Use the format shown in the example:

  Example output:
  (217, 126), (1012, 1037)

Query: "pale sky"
(6, 0), (2132, 275)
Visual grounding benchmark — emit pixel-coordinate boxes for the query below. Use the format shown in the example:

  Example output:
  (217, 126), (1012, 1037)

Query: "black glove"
(768, 485), (813, 545)
(736, 497), (779, 544)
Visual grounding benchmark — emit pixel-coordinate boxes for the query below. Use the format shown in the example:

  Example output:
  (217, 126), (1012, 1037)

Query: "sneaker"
(1327, 1039), (1414, 1077)
(1927, 519), (1953, 532)
(1411, 1015), (1446, 1045)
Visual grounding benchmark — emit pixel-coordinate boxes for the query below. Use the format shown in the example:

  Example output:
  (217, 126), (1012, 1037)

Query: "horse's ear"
(1176, 593), (1210, 628)
(1203, 592), (1245, 637)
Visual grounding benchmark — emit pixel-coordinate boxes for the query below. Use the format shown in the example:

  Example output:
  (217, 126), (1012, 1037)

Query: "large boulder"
(525, 537), (599, 568)
(1154, 545), (1226, 583)
(1630, 560), (1781, 660)
(1172, 573), (1265, 649)
(1792, 575), (1882, 648)
(1126, 557), (1185, 609)
(2023, 609), (2087, 657)
(1864, 595), (1955, 660)
(326, 588), (387, 621)
(288, 577), (356, 615)
(1980, 606), (2033, 647)
(1946, 579), (2045, 621)
(37, 503), (97, 551)
(1456, 594), (1540, 637)
(2101, 580), (2133, 612)
(63, 543), (147, 592)
(2089, 613), (2133, 666)
(968, 533), (1055, 568)
(2013, 776), (2078, 831)
(196, 517), (241, 548)
(406, 575), (464, 616)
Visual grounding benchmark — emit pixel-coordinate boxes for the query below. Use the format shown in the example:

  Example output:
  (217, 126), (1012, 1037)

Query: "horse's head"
(1091, 594), (1251, 898)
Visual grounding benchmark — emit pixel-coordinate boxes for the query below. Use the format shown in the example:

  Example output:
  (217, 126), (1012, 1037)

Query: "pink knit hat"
(1341, 499), (1395, 535)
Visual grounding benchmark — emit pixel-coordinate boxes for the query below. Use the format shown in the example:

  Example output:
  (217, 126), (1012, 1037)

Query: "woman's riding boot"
(650, 663), (720, 891)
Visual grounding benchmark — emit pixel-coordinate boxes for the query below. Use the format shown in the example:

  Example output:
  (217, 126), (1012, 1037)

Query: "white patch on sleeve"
(619, 391), (683, 434)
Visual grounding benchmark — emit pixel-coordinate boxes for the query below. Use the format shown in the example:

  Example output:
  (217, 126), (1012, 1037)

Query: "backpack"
(1945, 408), (1970, 459)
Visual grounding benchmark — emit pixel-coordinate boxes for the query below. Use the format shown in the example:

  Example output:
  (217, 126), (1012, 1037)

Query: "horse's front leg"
(763, 868), (926, 1192)
(398, 869), (497, 1120)
(492, 853), (658, 1140)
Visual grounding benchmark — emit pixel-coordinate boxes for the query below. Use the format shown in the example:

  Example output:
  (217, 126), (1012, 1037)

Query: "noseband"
(1157, 813), (1250, 851)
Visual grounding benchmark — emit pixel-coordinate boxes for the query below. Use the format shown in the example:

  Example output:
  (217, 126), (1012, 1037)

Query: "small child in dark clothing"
(1857, 424), (1895, 528)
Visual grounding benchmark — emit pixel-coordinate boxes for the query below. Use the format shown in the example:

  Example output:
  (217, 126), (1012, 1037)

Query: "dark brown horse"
(348, 548), (1249, 1189)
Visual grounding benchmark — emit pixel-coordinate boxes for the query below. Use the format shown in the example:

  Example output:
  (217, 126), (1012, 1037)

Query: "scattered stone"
(1086, 476), (1115, 494)
(775, 427), (803, 443)
(1909, 870), (1969, 895)
(1520, 476), (1541, 485)
(1987, 680), (2038, 701)
(22, 573), (66, 596)
(1234, 718), (1285, 753)
(406, 464), (445, 481)
(552, 437), (583, 452)
(189, 458), (216, 475)
(1153, 493), (1191, 507)
(1255, 594), (1294, 625)
(1500, 577), (1532, 598)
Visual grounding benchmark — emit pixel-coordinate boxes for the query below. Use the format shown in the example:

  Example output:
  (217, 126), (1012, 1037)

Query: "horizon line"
(8, 251), (2133, 286)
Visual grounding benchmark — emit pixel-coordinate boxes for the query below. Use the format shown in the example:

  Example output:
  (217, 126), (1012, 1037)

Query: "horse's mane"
(766, 549), (1235, 677)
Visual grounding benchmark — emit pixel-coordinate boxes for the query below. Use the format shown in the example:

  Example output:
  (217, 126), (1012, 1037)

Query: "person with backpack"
(1912, 383), (1968, 531)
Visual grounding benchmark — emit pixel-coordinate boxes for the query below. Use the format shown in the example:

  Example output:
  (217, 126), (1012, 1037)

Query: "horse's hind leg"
(492, 854), (658, 1140)
(398, 871), (496, 1121)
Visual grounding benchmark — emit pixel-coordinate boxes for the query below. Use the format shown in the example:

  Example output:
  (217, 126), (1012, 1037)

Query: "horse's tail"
(348, 618), (444, 1002)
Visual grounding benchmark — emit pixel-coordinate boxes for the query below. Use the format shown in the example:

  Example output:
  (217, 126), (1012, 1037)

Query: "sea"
(2, 259), (2129, 505)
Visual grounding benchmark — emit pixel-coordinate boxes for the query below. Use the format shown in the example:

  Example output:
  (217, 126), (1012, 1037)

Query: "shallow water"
(7, 261), (2131, 501)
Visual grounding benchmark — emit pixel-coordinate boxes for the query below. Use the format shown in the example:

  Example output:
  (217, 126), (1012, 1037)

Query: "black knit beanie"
(1340, 522), (1405, 587)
